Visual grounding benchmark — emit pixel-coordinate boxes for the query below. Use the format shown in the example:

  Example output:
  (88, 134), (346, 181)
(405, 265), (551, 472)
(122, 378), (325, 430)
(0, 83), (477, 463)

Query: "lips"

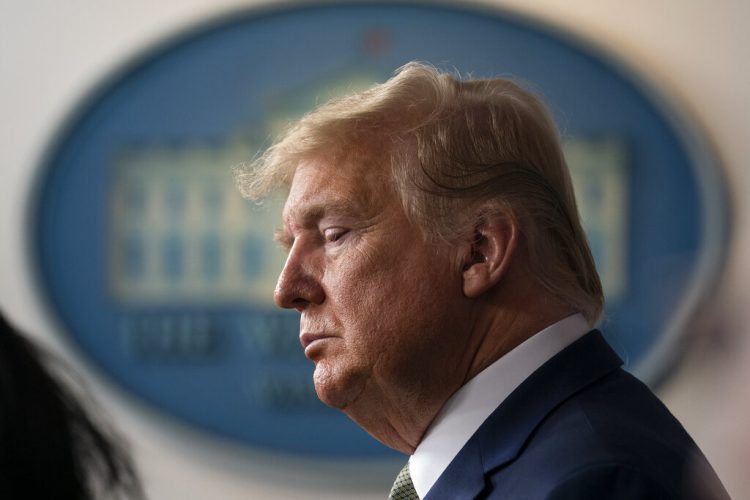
(300, 332), (335, 350)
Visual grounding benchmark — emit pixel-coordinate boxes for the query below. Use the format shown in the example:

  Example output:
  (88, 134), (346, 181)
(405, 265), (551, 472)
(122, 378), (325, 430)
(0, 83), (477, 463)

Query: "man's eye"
(323, 228), (348, 243)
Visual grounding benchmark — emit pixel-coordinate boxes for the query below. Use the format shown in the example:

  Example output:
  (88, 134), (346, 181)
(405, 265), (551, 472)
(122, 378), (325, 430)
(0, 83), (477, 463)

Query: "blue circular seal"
(32, 3), (728, 457)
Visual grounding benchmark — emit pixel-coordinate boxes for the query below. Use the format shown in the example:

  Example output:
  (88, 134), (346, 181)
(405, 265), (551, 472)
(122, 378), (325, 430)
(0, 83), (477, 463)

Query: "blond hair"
(236, 62), (603, 324)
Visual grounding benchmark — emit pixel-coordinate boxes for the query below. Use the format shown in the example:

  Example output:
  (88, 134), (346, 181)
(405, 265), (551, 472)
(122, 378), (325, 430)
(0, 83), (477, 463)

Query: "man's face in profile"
(273, 154), (473, 424)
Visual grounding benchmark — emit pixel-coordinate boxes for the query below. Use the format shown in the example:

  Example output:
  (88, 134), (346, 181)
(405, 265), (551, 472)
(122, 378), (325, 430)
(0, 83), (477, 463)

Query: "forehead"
(282, 155), (396, 223)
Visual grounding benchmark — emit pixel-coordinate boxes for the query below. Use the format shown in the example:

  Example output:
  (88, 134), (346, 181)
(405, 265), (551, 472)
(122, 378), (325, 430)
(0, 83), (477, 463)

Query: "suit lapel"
(424, 331), (623, 500)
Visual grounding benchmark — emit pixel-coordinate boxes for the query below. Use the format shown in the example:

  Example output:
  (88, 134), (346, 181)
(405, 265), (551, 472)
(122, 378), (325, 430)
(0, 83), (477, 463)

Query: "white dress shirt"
(409, 313), (590, 499)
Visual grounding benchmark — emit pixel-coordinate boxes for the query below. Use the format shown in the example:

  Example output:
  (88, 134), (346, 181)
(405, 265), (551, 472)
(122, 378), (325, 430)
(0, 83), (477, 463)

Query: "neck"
(462, 280), (576, 384)
(343, 279), (576, 454)
(343, 388), (438, 454)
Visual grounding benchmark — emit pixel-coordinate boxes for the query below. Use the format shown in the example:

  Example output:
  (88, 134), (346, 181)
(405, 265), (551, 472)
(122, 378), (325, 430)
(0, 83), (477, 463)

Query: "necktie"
(388, 461), (419, 500)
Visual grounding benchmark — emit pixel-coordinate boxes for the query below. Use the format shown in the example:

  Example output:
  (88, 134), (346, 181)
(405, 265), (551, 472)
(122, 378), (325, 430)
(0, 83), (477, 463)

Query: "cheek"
(322, 262), (403, 357)
(349, 260), (458, 346)
(326, 244), (398, 315)
(324, 237), (462, 350)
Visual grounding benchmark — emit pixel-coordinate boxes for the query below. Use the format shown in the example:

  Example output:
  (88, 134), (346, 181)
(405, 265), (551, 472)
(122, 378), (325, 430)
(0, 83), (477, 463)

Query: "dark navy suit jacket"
(424, 331), (728, 499)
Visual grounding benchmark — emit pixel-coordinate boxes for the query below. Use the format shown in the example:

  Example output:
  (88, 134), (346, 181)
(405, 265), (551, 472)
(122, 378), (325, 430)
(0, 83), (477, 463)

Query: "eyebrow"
(295, 199), (364, 221)
(288, 198), (368, 227)
(273, 228), (294, 250)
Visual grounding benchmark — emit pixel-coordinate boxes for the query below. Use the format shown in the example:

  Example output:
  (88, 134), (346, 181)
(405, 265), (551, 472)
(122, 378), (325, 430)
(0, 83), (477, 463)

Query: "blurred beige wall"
(1, 1), (748, 498)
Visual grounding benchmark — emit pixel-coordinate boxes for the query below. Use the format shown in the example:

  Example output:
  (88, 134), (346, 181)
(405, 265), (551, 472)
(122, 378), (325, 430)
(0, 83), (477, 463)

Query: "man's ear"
(461, 211), (518, 298)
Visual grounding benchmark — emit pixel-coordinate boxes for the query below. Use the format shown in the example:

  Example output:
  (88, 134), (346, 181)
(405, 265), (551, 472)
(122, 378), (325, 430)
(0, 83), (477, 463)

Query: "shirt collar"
(409, 313), (590, 499)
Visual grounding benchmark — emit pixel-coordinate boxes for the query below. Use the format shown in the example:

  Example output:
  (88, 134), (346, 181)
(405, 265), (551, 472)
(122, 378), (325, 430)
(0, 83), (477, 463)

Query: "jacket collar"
(425, 330), (623, 500)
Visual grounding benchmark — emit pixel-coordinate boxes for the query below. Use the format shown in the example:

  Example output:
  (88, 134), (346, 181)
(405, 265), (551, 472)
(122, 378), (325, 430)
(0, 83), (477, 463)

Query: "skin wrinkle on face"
(274, 155), (480, 452)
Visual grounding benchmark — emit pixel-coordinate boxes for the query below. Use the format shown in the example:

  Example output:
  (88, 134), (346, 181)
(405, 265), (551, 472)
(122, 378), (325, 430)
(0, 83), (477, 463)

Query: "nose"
(274, 243), (325, 312)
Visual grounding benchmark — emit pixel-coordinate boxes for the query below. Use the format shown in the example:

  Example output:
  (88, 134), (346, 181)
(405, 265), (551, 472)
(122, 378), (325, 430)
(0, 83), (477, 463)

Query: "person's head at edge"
(0, 311), (143, 499)
(236, 62), (603, 454)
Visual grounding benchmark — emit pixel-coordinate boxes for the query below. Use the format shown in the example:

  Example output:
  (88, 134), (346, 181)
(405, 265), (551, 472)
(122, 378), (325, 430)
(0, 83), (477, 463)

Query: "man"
(237, 63), (727, 499)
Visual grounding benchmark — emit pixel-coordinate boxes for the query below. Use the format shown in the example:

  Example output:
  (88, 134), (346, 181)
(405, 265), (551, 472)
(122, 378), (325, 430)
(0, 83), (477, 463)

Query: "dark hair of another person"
(0, 312), (144, 499)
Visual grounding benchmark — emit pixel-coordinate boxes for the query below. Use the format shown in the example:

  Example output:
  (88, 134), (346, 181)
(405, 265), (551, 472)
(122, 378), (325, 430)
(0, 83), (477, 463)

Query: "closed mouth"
(299, 332), (335, 350)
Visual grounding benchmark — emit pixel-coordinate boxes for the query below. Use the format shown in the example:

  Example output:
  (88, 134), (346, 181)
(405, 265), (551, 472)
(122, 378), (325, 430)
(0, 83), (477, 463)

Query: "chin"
(312, 362), (367, 410)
